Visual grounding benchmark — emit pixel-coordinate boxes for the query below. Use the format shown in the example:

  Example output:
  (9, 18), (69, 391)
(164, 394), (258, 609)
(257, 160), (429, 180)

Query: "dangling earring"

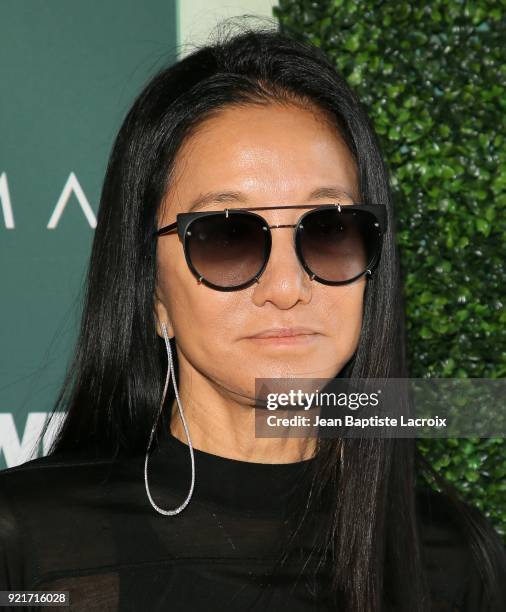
(144, 322), (195, 515)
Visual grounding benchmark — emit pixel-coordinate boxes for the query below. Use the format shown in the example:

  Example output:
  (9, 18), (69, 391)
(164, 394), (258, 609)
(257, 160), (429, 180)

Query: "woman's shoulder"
(0, 450), (122, 589)
(0, 449), (116, 493)
(415, 484), (506, 611)
(0, 449), (119, 532)
(415, 483), (474, 542)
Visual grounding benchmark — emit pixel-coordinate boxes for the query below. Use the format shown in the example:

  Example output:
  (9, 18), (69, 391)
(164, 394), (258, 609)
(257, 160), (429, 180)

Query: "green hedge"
(273, 0), (506, 538)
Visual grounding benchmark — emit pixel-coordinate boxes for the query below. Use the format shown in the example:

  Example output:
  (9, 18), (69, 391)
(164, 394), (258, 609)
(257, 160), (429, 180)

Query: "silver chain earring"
(144, 323), (195, 515)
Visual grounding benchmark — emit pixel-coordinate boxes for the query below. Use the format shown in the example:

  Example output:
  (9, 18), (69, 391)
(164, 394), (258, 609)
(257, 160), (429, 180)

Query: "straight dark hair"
(41, 18), (506, 611)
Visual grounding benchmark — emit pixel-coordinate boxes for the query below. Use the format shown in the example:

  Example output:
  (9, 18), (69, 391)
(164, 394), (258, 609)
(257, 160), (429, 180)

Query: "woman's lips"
(248, 334), (317, 345)
(246, 328), (318, 346)
(248, 327), (317, 338)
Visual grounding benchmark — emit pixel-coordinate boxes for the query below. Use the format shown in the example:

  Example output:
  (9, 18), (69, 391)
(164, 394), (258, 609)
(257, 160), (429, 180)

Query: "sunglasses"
(153, 203), (387, 291)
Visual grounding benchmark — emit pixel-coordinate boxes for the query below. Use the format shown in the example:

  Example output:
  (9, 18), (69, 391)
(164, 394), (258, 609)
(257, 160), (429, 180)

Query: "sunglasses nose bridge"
(267, 223), (297, 230)
(261, 222), (316, 282)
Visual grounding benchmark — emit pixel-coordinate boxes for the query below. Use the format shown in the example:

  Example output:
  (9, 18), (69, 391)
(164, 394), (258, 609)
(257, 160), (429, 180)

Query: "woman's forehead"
(175, 103), (354, 167)
(161, 104), (359, 217)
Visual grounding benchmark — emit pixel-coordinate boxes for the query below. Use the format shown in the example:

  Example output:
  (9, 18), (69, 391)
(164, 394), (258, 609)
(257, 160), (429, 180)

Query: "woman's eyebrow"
(188, 185), (355, 212)
(188, 191), (246, 212)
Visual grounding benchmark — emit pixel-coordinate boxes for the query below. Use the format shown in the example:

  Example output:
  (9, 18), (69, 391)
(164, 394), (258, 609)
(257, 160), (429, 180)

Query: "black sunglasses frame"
(153, 203), (388, 292)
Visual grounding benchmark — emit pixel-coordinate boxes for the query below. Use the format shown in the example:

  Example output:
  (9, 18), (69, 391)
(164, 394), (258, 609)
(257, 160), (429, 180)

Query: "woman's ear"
(153, 290), (175, 339)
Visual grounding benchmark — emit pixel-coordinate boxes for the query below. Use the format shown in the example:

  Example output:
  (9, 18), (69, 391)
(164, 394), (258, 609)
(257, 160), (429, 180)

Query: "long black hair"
(41, 18), (506, 612)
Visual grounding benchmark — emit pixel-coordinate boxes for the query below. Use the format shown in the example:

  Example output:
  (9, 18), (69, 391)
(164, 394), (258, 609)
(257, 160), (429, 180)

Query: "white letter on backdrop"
(47, 171), (97, 228)
(0, 172), (15, 229)
(0, 412), (47, 468)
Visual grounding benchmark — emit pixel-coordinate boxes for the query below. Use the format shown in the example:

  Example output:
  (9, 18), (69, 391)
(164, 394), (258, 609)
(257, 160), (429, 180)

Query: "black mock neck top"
(0, 422), (494, 611)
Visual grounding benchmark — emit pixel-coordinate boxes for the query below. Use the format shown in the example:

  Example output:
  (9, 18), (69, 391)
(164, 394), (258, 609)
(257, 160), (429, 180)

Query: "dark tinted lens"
(298, 208), (381, 282)
(186, 212), (267, 288)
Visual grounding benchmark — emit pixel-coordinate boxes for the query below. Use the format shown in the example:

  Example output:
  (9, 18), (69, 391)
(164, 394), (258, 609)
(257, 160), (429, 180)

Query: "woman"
(1, 24), (505, 612)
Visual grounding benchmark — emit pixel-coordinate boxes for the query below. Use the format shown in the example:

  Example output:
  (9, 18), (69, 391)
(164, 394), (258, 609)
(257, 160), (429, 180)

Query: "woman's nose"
(251, 224), (313, 308)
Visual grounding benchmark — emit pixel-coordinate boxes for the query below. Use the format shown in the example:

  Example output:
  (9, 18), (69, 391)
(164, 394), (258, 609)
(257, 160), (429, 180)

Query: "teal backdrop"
(0, 0), (178, 468)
